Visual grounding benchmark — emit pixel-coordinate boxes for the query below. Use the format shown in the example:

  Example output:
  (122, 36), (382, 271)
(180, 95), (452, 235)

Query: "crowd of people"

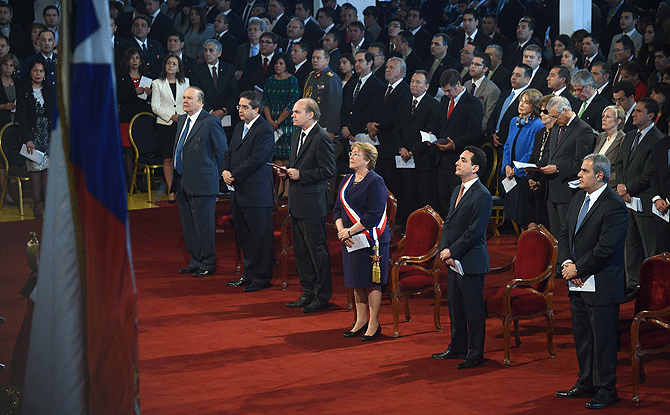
(0, 0), (669, 409)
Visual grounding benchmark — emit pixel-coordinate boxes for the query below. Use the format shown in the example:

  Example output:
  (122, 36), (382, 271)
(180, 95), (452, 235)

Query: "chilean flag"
(23, 0), (139, 413)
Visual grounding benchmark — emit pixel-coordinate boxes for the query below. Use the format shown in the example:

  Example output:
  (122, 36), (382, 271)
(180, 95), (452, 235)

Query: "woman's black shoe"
(343, 322), (368, 338)
(360, 324), (381, 341)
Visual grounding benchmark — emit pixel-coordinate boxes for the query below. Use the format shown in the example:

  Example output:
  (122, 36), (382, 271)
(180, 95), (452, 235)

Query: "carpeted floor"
(1, 204), (669, 414)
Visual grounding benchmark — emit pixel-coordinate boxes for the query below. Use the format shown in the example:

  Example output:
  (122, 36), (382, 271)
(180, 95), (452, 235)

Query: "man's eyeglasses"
(237, 104), (252, 110)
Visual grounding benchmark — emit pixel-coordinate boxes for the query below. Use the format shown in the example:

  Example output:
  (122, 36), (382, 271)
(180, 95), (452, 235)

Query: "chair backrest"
(403, 205), (444, 269)
(129, 112), (160, 158)
(637, 252), (670, 319)
(0, 122), (23, 170)
(514, 224), (558, 293)
(480, 142), (499, 196)
(387, 189), (398, 228)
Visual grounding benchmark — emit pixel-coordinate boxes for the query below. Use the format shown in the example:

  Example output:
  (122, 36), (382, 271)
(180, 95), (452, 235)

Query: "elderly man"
(280, 98), (336, 313)
(572, 69), (609, 133)
(555, 154), (628, 409)
(172, 87), (228, 278)
(189, 39), (238, 120)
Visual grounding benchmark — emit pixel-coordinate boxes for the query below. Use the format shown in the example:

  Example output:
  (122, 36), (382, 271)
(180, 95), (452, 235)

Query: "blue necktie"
(575, 195), (590, 235)
(242, 124), (249, 140)
(496, 90), (514, 132)
(175, 117), (191, 175)
(352, 79), (362, 104)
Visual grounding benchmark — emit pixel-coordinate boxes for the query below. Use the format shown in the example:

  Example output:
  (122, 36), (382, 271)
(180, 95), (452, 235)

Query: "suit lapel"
(185, 111), (206, 144)
(574, 192), (601, 237)
(295, 126), (317, 164)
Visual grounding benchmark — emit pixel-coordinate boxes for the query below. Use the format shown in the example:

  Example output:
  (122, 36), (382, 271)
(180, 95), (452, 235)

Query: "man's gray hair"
(387, 57), (406, 78)
(248, 17), (267, 31)
(584, 153), (610, 182)
(187, 86), (205, 103)
(203, 39), (222, 52)
(546, 95), (572, 114)
(571, 69), (596, 88)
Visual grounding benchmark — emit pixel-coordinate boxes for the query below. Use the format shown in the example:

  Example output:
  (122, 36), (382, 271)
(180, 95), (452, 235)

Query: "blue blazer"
(223, 116), (275, 207)
(441, 178), (492, 275)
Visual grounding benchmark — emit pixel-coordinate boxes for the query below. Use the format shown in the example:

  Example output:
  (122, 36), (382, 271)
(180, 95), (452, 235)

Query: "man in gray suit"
(280, 98), (336, 313)
(463, 52), (500, 138)
(172, 87), (228, 278)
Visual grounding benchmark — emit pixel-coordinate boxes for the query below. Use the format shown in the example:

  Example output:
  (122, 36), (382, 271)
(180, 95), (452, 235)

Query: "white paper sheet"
(512, 161), (538, 169)
(137, 76), (152, 100)
(626, 196), (643, 212)
(395, 155), (415, 168)
(652, 202), (670, 222)
(221, 115), (232, 127)
(346, 233), (371, 252)
(568, 179), (580, 189)
(273, 128), (283, 143)
(502, 177), (517, 193)
(568, 276), (596, 292)
(449, 259), (464, 276)
(420, 131), (437, 143)
(20, 144), (45, 164)
(354, 133), (379, 146)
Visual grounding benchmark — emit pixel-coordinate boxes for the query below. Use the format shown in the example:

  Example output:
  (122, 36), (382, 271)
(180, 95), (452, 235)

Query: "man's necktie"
(455, 184), (465, 207)
(242, 124), (249, 140)
(614, 66), (622, 84)
(212, 66), (218, 89)
(629, 131), (642, 161)
(411, 98), (417, 114)
(557, 125), (568, 145)
(578, 101), (587, 117)
(251, 44), (259, 57)
(584, 58), (591, 69)
(606, 8), (616, 25)
(496, 90), (514, 132)
(263, 57), (269, 73)
(575, 195), (590, 234)
(142, 43), (148, 55)
(174, 117), (191, 175)
(384, 85), (392, 102)
(467, 36), (472, 44)
(352, 79), (362, 103)
(287, 40), (294, 54)
(297, 131), (306, 155)
(470, 82), (476, 95)
(447, 98), (455, 119)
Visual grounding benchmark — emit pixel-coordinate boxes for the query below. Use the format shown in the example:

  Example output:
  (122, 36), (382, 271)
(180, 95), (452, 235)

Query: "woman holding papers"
(0, 53), (22, 206)
(528, 95), (556, 228)
(118, 48), (152, 192)
(501, 88), (544, 231)
(262, 53), (300, 197)
(16, 58), (54, 218)
(333, 143), (390, 341)
(151, 55), (189, 203)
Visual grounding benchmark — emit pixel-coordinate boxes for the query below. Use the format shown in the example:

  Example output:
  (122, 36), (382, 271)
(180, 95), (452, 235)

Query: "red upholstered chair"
(617, 252), (670, 403)
(484, 224), (558, 366)
(390, 205), (443, 339)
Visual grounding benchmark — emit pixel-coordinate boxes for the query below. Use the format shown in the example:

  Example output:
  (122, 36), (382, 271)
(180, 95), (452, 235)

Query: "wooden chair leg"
(146, 167), (152, 202)
(280, 247), (288, 290)
(631, 354), (641, 403)
(546, 310), (556, 356)
(392, 292), (401, 339)
(0, 176), (7, 210)
(17, 179), (24, 216)
(513, 319), (521, 346)
(403, 293), (411, 322)
(433, 285), (442, 331)
(503, 317), (512, 367)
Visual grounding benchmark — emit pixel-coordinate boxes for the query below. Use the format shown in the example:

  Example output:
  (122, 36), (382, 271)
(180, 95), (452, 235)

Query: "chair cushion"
(638, 258), (670, 315)
(514, 230), (555, 290)
(619, 320), (670, 351)
(403, 211), (440, 268)
(487, 286), (548, 316)
(398, 266), (436, 291)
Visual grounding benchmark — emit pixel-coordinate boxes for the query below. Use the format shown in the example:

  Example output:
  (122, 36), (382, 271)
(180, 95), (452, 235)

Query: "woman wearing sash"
(333, 143), (390, 341)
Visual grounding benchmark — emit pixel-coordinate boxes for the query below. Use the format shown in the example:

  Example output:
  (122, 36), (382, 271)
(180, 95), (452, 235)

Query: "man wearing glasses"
(571, 69), (609, 134)
(240, 31), (278, 92)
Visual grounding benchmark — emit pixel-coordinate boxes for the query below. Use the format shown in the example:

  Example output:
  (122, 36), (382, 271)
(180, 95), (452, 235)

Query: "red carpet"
(1, 205), (669, 414)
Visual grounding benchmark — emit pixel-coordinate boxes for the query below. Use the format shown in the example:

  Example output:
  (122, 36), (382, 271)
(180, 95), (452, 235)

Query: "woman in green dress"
(262, 53), (300, 197)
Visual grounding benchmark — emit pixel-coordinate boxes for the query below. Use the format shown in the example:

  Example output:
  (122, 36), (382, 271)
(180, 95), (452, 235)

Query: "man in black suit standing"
(204, 0), (220, 24)
(572, 69), (609, 134)
(546, 65), (581, 112)
(172, 87), (228, 278)
(268, 0), (290, 40)
(395, 70), (440, 222)
(392, 31), (425, 86)
(449, 9), (492, 62)
(0, 2), (27, 59)
(121, 15), (164, 78)
(431, 146), (492, 369)
(144, 0), (173, 48)
(539, 96), (596, 236)
(291, 41), (313, 92)
(487, 63), (531, 148)
(523, 44), (549, 94)
(615, 98), (667, 293)
(503, 16), (540, 71)
(294, 0), (324, 47)
(612, 81), (637, 133)
(581, 34), (607, 71)
(341, 21), (370, 56)
(367, 57), (411, 200)
(279, 18), (313, 55)
(224, 91), (275, 292)
(601, 0), (630, 57)
(591, 61), (614, 103)
(216, 0), (245, 42)
(240, 31), (278, 92)
(406, 8), (432, 61)
(189, 40), (238, 122)
(212, 14), (239, 65)
(650, 135), (670, 254)
(280, 98), (336, 313)
(435, 69), (483, 218)
(555, 153), (629, 409)
(426, 33), (462, 98)
(166, 32), (196, 77)
(485, 44), (512, 92)
(482, 14), (511, 52)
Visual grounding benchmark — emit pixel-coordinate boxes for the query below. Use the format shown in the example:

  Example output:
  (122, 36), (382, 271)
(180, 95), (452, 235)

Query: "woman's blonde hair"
(352, 142), (378, 170)
(520, 88), (543, 118)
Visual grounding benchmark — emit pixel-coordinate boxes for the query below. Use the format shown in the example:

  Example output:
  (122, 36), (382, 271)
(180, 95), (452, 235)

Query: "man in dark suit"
(580, 33), (607, 71)
(601, 0), (632, 57)
(322, 32), (341, 74)
(435, 69), (483, 218)
(204, 0), (220, 24)
(547, 65), (581, 112)
(294, 0), (324, 47)
(224, 91), (275, 291)
(612, 81), (637, 133)
(487, 63), (531, 148)
(503, 16), (541, 71)
(121, 15), (164, 78)
(539, 96), (596, 236)
(189, 40), (238, 122)
(572, 69), (609, 134)
(268, 0), (290, 40)
(144, 0), (173, 48)
(523, 44), (550, 94)
(591, 61), (614, 103)
(216, 0), (245, 42)
(485, 44), (512, 92)
(279, 98), (336, 313)
(449, 9), (492, 62)
(392, 31), (425, 86)
(614, 98), (667, 292)
(406, 8), (432, 61)
(0, 2), (28, 59)
(369, 43), (387, 82)
(426, 33), (462, 98)
(166, 32), (196, 77)
(482, 13), (511, 52)
(291, 41), (313, 92)
(555, 153), (629, 409)
(341, 21), (371, 56)
(496, 0), (525, 41)
(340, 50), (386, 150)
(367, 57), (411, 201)
(395, 70), (440, 222)
(649, 135), (670, 254)
(233, 17), (265, 71)
(239, 31), (278, 92)
(172, 87), (228, 278)
(23, 29), (57, 88)
(213, 14), (239, 65)
(431, 146), (492, 369)
(236, 0), (260, 28)
(278, 18), (315, 55)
